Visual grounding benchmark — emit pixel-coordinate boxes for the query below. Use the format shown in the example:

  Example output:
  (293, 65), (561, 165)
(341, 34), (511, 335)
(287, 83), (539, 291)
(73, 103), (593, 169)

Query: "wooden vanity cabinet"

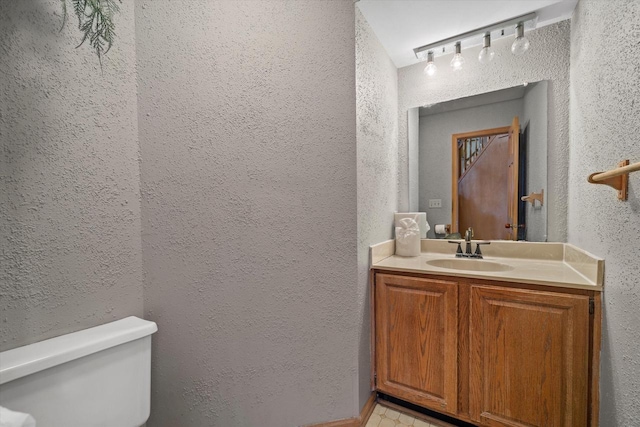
(372, 271), (601, 427)
(375, 274), (459, 415)
(469, 285), (590, 427)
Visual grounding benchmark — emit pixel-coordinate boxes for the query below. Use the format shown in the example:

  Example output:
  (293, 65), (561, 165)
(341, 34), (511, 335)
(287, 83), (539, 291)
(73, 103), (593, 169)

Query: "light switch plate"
(428, 199), (442, 208)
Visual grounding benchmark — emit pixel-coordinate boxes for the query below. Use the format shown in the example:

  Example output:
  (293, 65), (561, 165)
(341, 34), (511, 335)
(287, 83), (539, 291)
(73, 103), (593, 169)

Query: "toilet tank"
(0, 317), (157, 427)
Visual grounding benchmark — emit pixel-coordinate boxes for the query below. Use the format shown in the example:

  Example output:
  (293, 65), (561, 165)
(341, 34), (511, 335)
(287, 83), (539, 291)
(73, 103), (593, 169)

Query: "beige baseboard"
(304, 392), (377, 427)
(304, 419), (358, 427)
(358, 392), (377, 426)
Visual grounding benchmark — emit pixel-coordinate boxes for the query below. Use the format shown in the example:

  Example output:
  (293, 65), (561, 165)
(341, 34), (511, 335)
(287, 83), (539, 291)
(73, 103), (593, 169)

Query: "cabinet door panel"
(470, 285), (589, 427)
(376, 274), (458, 414)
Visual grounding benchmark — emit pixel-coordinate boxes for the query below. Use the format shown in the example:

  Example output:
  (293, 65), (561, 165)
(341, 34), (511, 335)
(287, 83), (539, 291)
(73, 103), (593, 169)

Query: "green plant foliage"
(61, 0), (121, 65)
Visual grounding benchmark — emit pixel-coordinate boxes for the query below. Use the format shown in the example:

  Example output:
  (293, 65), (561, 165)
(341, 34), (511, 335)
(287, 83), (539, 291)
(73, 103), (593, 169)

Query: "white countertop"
(371, 239), (604, 291)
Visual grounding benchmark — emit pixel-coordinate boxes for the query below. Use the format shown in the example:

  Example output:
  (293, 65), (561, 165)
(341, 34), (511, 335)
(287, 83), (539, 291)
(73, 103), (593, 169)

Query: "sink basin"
(426, 258), (514, 272)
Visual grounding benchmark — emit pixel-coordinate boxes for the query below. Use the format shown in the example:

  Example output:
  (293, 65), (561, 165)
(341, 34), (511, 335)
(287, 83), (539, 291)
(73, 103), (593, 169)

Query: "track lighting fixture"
(413, 12), (537, 77)
(511, 22), (530, 56)
(423, 51), (437, 77)
(478, 33), (495, 64)
(450, 42), (464, 71)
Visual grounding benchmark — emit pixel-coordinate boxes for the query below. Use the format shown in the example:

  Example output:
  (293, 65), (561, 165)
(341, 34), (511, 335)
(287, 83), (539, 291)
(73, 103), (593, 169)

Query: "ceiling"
(357, 0), (578, 68)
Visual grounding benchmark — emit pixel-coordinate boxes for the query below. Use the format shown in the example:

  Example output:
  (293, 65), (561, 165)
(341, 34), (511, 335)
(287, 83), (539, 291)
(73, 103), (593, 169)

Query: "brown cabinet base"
(372, 270), (601, 427)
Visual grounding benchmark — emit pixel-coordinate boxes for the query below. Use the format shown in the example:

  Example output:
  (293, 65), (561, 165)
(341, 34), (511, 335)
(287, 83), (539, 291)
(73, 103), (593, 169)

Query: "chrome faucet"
(448, 227), (490, 259)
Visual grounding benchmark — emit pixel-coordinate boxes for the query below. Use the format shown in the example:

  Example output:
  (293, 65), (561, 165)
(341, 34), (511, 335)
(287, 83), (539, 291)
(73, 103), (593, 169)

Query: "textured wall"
(398, 21), (571, 242)
(568, 1), (640, 424)
(355, 7), (398, 410)
(0, 0), (143, 351)
(418, 99), (524, 238)
(135, 1), (357, 425)
(522, 81), (548, 242)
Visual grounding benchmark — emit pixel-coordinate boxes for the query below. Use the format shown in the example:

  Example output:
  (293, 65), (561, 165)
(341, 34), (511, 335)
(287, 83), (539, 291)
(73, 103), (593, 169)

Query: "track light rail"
(413, 12), (537, 59)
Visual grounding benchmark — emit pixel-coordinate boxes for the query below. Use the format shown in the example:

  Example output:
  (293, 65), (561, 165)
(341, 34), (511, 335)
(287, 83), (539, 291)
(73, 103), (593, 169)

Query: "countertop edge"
(371, 264), (603, 292)
(369, 240), (604, 291)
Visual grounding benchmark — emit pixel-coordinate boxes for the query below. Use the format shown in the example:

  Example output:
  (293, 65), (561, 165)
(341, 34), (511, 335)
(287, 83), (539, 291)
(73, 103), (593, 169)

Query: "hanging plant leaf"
(60, 0), (122, 66)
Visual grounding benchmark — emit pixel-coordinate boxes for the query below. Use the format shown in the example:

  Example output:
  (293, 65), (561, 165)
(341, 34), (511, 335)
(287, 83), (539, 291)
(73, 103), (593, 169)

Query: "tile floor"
(365, 404), (437, 427)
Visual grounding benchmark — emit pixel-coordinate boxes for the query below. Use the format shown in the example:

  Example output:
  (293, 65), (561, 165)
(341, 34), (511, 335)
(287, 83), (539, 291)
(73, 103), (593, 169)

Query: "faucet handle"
(448, 240), (463, 255)
(474, 241), (491, 257)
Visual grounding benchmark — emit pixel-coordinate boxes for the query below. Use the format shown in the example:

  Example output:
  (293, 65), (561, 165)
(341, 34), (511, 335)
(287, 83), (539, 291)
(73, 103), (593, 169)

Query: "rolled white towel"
(395, 217), (421, 257)
(394, 212), (429, 238)
(0, 407), (36, 427)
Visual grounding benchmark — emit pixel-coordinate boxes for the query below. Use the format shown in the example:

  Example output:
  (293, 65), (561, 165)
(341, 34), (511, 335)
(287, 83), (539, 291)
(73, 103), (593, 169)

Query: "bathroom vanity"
(370, 239), (603, 427)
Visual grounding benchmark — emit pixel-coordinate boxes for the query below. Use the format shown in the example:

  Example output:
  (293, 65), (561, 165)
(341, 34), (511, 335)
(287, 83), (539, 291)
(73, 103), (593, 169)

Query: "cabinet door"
(470, 285), (589, 427)
(375, 274), (458, 414)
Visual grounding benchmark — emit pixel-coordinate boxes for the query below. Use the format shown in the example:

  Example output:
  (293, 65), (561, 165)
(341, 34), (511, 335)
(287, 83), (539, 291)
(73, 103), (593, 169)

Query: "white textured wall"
(0, 0), (143, 351)
(568, 1), (640, 424)
(355, 7), (399, 410)
(398, 21), (571, 242)
(418, 99), (524, 238)
(135, 1), (357, 425)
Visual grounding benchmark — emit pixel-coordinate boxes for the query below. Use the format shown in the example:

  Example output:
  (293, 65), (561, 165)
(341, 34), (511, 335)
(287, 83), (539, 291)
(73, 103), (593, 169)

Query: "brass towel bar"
(588, 160), (639, 201)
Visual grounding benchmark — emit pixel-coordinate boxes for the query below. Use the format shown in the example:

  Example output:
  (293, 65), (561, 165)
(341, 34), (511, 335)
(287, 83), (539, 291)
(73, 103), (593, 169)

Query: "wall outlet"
(428, 199), (442, 208)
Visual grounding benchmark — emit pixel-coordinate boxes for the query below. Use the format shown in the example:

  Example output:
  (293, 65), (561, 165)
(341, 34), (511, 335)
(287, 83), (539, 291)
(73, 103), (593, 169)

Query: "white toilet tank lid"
(0, 316), (157, 385)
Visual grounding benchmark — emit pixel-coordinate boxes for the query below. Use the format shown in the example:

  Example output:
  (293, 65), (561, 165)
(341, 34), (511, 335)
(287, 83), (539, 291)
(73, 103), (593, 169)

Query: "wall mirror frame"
(408, 81), (549, 242)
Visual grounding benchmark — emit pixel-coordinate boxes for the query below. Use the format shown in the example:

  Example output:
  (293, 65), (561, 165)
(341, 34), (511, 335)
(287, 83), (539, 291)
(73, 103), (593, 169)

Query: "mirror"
(409, 81), (548, 241)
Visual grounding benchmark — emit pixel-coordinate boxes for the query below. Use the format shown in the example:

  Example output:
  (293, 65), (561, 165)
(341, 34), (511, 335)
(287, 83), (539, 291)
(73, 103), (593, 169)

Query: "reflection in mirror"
(410, 81), (548, 241)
